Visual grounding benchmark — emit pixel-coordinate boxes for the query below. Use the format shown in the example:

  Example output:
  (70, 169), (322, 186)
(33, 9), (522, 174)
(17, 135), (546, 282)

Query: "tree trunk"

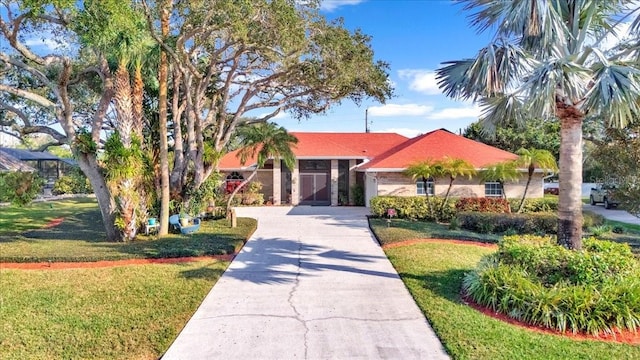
(517, 167), (534, 213)
(423, 178), (438, 222)
(76, 154), (120, 242)
(157, 2), (171, 236)
(556, 104), (584, 250)
(439, 177), (454, 215)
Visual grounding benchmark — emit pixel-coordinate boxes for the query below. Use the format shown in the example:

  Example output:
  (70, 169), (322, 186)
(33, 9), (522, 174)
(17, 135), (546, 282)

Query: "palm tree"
(437, 157), (476, 214)
(225, 123), (298, 212)
(515, 148), (558, 213)
(479, 161), (521, 207)
(404, 160), (444, 222)
(436, 1), (640, 249)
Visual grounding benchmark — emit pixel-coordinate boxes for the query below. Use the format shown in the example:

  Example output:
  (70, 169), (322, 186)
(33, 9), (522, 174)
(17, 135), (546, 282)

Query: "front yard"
(382, 240), (640, 359)
(0, 199), (256, 359)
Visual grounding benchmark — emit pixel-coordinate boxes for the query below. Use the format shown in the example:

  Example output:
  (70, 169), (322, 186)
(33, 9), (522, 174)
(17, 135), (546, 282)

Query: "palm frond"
(585, 62), (640, 128)
(477, 94), (526, 134)
(524, 58), (591, 118)
(437, 41), (530, 100)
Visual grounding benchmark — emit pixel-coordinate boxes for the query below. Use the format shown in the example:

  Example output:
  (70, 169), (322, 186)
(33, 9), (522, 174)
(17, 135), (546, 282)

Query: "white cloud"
(321, 0), (365, 11)
(426, 106), (481, 120)
(368, 103), (433, 117)
(377, 128), (424, 138)
(398, 69), (442, 95)
(24, 37), (68, 52)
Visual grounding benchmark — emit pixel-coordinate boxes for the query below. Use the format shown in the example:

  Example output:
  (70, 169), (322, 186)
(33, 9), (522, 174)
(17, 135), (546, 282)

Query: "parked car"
(589, 183), (619, 209)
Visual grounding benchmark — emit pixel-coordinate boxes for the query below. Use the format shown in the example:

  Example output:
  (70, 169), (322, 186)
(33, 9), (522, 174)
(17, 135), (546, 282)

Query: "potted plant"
(179, 212), (189, 227)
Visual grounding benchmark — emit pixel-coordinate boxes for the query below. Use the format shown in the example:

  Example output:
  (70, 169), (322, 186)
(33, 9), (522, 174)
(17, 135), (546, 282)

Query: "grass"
(380, 241), (640, 359)
(369, 217), (501, 246)
(0, 198), (258, 358)
(0, 197), (99, 235)
(0, 260), (227, 359)
(0, 199), (257, 262)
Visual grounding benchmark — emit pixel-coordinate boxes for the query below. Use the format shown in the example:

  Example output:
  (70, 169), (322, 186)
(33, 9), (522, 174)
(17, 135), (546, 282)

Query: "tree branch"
(0, 84), (57, 109)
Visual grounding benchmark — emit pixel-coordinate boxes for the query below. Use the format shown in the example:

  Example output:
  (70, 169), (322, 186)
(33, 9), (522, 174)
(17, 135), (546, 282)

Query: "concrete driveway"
(162, 206), (449, 360)
(583, 204), (640, 225)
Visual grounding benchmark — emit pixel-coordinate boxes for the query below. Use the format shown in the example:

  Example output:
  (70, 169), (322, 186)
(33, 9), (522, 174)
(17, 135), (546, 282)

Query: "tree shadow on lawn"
(21, 208), (106, 242)
(180, 264), (227, 281)
(398, 269), (470, 303)
(13, 208), (250, 260)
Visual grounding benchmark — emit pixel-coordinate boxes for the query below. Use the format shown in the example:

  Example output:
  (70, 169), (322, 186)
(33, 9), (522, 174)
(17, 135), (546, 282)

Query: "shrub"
(612, 225), (625, 234)
(583, 211), (606, 229)
(455, 197), (510, 213)
(456, 212), (557, 234)
(509, 197), (559, 213)
(351, 183), (365, 206)
(0, 171), (45, 206)
(589, 225), (611, 237)
(369, 196), (457, 222)
(464, 235), (640, 335)
(52, 170), (92, 195)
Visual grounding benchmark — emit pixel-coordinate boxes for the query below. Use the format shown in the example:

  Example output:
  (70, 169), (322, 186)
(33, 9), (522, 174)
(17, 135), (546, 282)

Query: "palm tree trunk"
(439, 177), (454, 214)
(157, 2), (171, 236)
(424, 178), (437, 222)
(517, 167), (534, 213)
(226, 170), (258, 213)
(557, 104), (584, 250)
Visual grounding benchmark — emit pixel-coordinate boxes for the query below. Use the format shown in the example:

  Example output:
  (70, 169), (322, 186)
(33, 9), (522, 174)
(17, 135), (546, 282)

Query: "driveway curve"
(162, 206), (449, 360)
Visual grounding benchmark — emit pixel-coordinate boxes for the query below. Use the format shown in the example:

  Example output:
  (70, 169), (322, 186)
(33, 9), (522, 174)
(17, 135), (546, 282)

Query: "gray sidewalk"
(162, 206), (449, 359)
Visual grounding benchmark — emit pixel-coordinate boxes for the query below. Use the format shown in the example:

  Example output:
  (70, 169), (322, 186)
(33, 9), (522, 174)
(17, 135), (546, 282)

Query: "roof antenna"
(365, 108), (370, 133)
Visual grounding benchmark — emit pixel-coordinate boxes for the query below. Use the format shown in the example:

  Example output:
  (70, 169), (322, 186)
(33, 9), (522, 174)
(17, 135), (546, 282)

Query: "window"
(484, 181), (502, 197)
(225, 172), (244, 194)
(416, 178), (434, 195)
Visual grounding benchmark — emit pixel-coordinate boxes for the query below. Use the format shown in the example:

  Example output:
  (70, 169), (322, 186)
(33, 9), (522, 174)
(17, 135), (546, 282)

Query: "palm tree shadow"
(398, 269), (470, 302)
(220, 237), (396, 285)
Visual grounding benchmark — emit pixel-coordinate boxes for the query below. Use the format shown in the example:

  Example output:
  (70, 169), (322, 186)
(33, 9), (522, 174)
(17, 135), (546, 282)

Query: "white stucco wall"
(368, 172), (545, 200)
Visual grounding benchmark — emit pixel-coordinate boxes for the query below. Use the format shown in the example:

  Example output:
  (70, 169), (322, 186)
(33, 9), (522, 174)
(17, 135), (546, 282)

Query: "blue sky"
(274, 0), (494, 137)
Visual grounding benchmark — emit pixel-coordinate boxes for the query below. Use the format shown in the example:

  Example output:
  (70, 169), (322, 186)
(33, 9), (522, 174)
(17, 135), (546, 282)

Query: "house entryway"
(300, 172), (330, 205)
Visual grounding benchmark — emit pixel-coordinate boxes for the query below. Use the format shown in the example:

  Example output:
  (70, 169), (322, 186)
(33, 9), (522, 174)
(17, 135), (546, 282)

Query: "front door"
(300, 172), (330, 205)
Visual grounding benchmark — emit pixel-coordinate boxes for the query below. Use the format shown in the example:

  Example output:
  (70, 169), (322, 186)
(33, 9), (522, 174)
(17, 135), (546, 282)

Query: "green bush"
(583, 211), (606, 229)
(52, 170), (92, 195)
(455, 197), (510, 213)
(0, 171), (45, 206)
(351, 183), (365, 206)
(464, 235), (640, 335)
(369, 196), (456, 222)
(509, 197), (559, 213)
(456, 211), (557, 234)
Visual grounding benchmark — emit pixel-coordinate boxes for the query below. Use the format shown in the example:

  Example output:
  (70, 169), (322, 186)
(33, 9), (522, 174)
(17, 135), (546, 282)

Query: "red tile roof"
(219, 132), (409, 169)
(360, 129), (517, 170)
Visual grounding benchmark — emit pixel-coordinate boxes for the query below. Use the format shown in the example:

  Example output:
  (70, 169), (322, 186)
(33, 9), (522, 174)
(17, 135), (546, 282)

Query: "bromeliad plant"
(463, 235), (640, 335)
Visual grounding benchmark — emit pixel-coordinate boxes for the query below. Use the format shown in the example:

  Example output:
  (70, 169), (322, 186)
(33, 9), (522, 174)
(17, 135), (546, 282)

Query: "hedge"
(456, 211), (558, 234)
(509, 197), (559, 213)
(369, 196), (456, 222)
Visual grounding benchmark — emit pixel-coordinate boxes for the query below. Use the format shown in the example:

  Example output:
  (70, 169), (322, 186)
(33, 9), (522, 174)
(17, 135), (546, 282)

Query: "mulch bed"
(382, 238), (640, 345)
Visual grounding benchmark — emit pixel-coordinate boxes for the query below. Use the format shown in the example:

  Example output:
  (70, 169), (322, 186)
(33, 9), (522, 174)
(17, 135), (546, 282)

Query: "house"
(218, 129), (546, 206)
(0, 147), (76, 184)
(0, 150), (37, 172)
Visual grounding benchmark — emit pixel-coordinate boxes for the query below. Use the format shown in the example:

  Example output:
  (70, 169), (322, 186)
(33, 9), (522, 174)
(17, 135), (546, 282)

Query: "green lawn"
(369, 218), (502, 246)
(0, 260), (227, 359)
(0, 198), (257, 358)
(382, 241), (640, 359)
(0, 198), (257, 262)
